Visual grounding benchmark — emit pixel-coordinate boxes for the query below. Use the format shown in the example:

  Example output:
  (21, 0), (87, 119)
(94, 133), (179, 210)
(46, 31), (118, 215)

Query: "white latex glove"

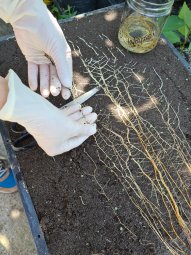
(0, 0), (72, 99)
(0, 70), (97, 156)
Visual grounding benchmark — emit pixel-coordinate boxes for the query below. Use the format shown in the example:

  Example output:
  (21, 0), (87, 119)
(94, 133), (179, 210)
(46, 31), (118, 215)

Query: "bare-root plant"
(71, 36), (191, 254)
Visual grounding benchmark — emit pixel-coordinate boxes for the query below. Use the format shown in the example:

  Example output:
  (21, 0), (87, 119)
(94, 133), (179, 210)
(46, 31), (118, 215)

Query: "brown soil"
(1, 8), (191, 255)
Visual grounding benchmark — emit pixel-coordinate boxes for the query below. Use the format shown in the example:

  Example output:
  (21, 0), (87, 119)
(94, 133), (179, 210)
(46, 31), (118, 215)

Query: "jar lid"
(127, 0), (174, 17)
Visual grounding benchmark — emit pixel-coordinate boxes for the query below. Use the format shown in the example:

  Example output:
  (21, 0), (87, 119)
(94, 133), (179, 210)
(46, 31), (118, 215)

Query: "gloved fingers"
(40, 64), (50, 98)
(78, 112), (98, 124)
(28, 62), (38, 91)
(51, 44), (73, 90)
(61, 103), (81, 116)
(29, 63), (68, 98)
(50, 64), (62, 96)
(0, 76), (5, 83)
(69, 106), (93, 121)
(76, 123), (97, 137)
(58, 135), (90, 154)
(81, 106), (93, 115)
(61, 87), (71, 100)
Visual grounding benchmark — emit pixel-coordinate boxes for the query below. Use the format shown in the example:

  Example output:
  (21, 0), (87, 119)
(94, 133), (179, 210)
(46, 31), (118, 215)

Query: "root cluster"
(72, 36), (191, 254)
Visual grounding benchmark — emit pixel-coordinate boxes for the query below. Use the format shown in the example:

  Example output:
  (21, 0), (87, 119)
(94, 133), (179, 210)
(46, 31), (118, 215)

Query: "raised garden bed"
(1, 5), (191, 255)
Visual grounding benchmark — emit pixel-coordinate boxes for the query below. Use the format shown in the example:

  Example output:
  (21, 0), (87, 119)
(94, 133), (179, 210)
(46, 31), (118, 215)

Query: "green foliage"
(163, 2), (191, 51)
(50, 4), (77, 20)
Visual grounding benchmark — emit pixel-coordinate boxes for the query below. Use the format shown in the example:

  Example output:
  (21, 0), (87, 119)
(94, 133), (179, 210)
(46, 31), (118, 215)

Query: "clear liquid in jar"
(118, 14), (160, 53)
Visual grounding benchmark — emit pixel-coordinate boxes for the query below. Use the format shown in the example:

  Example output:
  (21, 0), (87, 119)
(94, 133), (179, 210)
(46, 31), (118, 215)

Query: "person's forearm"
(0, 77), (8, 110)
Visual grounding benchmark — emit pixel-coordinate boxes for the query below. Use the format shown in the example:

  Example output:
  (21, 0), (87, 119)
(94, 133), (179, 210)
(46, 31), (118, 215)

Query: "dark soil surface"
(1, 8), (191, 255)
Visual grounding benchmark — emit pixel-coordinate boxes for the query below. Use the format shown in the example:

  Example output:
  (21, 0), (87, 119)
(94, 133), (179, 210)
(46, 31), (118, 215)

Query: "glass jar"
(118, 0), (174, 53)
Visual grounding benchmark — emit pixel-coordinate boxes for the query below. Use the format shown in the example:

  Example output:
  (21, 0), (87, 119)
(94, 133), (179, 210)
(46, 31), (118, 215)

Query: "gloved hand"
(0, 0), (72, 99)
(0, 70), (97, 156)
